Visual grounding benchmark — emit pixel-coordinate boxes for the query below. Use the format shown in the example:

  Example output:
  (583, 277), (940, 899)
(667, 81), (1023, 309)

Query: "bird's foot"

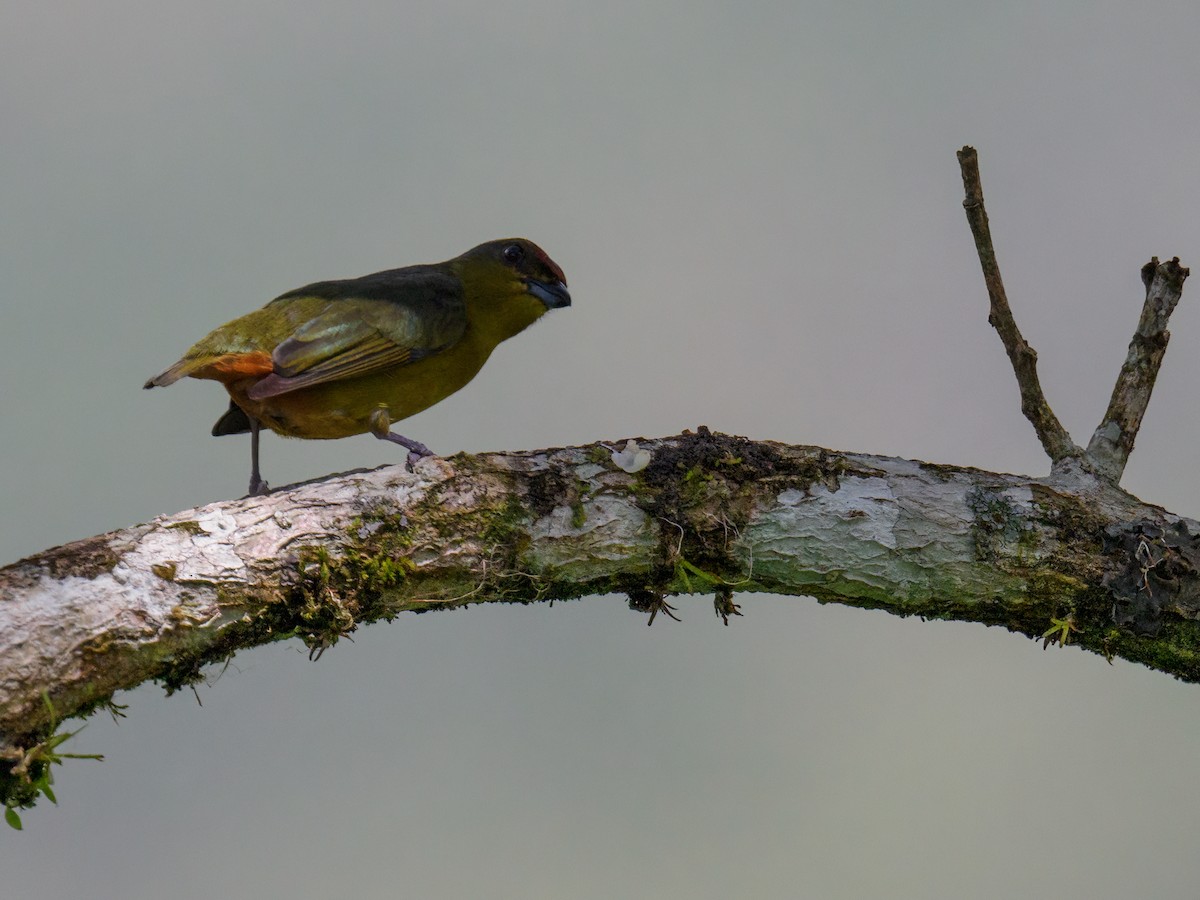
(383, 432), (434, 471)
(383, 432), (432, 456)
(247, 475), (271, 497)
(369, 407), (434, 471)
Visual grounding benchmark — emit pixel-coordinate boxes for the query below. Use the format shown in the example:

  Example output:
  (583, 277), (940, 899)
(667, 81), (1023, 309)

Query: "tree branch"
(5, 149), (1197, 823)
(957, 146), (1082, 467)
(5, 430), (1200, 752)
(1086, 257), (1191, 481)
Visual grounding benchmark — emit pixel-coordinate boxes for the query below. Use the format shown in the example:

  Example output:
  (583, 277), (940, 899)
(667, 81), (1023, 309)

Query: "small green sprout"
(2, 693), (103, 830)
(1042, 615), (1079, 650)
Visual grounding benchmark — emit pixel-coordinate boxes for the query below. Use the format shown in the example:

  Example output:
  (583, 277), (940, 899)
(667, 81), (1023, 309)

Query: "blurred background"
(4, 1), (1200, 896)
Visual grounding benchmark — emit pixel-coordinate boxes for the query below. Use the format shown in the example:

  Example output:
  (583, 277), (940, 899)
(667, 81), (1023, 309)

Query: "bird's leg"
(369, 405), (434, 469)
(247, 418), (270, 496)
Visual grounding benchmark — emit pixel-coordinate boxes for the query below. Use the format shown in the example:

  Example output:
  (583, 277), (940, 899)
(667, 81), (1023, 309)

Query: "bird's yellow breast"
(230, 332), (496, 440)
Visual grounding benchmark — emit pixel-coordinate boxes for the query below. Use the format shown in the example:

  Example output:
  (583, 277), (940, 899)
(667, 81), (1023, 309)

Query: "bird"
(144, 238), (570, 495)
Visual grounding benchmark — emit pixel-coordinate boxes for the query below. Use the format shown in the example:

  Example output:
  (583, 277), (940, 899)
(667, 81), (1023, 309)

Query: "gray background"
(5, 1), (1200, 897)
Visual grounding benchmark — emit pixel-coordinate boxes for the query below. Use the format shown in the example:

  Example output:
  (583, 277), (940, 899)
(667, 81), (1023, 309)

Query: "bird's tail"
(143, 358), (196, 389)
(212, 401), (252, 436)
(144, 350), (274, 389)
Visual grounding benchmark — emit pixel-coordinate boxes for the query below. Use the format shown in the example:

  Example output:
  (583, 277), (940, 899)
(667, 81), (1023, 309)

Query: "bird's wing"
(247, 271), (467, 400)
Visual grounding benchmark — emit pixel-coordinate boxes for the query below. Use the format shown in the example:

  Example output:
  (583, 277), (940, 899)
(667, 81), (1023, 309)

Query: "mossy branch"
(5, 429), (1200, 762)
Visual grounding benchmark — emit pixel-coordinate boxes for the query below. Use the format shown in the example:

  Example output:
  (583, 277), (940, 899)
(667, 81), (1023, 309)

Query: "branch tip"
(955, 147), (1079, 466)
(1086, 257), (1190, 482)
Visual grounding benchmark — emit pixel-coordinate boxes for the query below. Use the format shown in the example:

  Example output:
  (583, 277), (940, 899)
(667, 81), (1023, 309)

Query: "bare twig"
(957, 146), (1082, 467)
(1086, 257), (1190, 482)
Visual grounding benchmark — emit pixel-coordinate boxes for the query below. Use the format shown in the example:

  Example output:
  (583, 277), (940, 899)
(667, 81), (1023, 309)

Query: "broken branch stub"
(1086, 257), (1190, 482)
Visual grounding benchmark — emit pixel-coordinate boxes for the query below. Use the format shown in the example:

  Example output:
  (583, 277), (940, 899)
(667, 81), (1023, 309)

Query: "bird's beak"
(526, 278), (571, 309)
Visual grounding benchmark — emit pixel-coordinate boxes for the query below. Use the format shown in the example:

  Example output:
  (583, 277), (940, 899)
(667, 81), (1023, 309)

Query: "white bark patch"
(777, 477), (901, 548)
(754, 478), (902, 587)
(528, 495), (655, 580)
(0, 568), (219, 718)
(891, 476), (975, 553)
(747, 468), (990, 601)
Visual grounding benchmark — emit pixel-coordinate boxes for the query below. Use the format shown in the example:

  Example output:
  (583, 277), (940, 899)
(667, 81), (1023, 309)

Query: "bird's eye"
(503, 244), (524, 264)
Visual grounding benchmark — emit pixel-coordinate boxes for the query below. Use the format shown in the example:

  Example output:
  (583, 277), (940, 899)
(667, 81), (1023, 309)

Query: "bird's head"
(454, 238), (570, 342)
